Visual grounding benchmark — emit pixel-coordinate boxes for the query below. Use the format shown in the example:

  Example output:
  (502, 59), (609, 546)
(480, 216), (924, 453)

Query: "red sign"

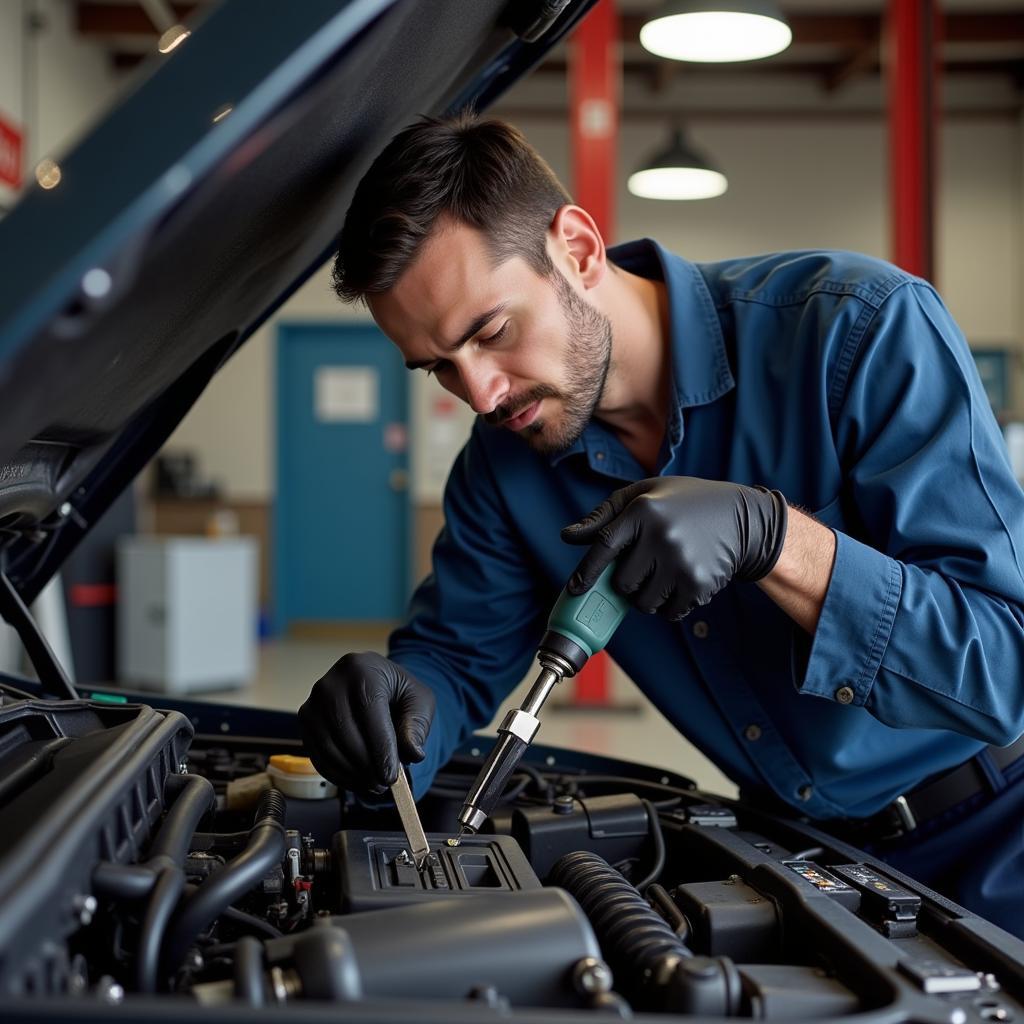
(0, 113), (24, 190)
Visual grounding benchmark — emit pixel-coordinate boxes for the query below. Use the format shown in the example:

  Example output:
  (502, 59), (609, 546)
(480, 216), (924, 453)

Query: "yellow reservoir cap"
(267, 754), (337, 799)
(268, 754), (320, 776)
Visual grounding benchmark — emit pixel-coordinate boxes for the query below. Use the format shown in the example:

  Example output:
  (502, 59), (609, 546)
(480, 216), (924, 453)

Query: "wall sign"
(314, 365), (379, 423)
(0, 112), (23, 191)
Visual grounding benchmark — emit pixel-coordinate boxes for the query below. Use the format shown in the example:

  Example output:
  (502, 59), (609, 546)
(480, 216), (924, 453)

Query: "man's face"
(367, 220), (611, 455)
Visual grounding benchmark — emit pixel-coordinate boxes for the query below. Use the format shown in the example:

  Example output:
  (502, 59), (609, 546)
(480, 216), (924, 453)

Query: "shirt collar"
(548, 238), (735, 469)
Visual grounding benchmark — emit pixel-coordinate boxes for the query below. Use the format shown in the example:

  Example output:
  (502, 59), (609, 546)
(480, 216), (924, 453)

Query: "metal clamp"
(881, 794), (918, 839)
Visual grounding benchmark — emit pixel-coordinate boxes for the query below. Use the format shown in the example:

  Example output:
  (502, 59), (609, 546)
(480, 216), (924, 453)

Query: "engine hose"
(234, 936), (267, 1006)
(549, 851), (690, 984)
(137, 866), (184, 994)
(91, 774), (216, 992)
(646, 882), (692, 943)
(93, 862), (157, 900)
(163, 788), (287, 972)
(634, 799), (666, 892)
(549, 851), (741, 1015)
(149, 774), (217, 867)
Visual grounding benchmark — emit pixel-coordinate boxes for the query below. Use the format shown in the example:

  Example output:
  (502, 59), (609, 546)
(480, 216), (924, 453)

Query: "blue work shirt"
(390, 239), (1024, 820)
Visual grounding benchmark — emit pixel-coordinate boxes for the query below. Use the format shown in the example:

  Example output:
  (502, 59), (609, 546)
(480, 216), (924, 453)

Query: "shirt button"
(692, 620), (709, 639)
(744, 724), (762, 742)
(835, 685), (855, 705)
(595, 452), (605, 461)
(797, 785), (814, 802)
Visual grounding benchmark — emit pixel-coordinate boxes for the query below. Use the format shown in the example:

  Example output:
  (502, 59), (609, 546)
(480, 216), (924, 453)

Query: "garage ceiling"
(70, 1), (1024, 117)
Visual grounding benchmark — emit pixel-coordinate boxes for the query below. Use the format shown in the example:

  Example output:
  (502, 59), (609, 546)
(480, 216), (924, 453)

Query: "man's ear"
(548, 205), (606, 290)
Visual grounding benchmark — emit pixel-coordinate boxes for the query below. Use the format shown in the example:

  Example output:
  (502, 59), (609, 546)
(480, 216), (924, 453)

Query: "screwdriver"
(451, 562), (628, 842)
(391, 766), (431, 869)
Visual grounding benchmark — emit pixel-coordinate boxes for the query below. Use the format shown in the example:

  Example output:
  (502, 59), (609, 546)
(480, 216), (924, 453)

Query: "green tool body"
(546, 562), (630, 661)
(455, 564), (629, 837)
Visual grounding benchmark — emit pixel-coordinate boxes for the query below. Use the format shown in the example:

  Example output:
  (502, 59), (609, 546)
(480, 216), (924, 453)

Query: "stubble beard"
(488, 269), (612, 456)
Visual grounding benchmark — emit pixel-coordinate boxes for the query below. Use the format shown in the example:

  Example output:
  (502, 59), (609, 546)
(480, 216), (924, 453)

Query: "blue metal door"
(276, 324), (409, 628)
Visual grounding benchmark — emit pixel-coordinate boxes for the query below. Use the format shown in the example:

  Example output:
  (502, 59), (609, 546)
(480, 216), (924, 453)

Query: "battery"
(831, 864), (921, 924)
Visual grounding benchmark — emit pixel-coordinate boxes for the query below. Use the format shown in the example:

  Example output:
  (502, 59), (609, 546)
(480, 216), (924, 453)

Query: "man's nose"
(460, 363), (508, 416)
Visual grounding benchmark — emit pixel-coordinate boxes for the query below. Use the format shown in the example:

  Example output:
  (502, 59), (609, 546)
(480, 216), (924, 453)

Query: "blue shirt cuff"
(794, 529), (902, 705)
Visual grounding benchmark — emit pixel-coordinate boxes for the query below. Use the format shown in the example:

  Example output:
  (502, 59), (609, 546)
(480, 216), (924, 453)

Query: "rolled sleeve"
(795, 529), (902, 706)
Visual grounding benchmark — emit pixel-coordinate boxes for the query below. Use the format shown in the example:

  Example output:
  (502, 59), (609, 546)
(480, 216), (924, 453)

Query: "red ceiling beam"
(76, 3), (199, 35)
(536, 57), (1024, 80)
(77, 6), (1023, 46)
(945, 13), (1024, 43)
(823, 42), (881, 93)
(77, 6), (1024, 46)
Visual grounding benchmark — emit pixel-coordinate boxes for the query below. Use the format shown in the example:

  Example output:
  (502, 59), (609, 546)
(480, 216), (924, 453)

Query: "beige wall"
(0, 0), (121, 174)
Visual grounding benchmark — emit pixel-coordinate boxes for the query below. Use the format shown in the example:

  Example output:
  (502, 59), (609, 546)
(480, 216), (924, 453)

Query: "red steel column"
(569, 0), (619, 705)
(570, 0), (619, 242)
(886, 0), (941, 280)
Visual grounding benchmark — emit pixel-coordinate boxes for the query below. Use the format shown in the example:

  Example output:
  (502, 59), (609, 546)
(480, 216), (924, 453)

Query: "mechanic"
(299, 112), (1024, 936)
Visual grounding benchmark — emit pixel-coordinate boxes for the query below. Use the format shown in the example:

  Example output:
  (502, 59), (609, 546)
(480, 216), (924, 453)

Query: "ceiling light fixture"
(640, 1), (792, 63)
(628, 128), (728, 201)
(157, 25), (191, 54)
(35, 159), (62, 190)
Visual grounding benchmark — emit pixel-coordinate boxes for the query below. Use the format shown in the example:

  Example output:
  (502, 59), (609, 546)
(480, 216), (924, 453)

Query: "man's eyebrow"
(404, 302), (508, 370)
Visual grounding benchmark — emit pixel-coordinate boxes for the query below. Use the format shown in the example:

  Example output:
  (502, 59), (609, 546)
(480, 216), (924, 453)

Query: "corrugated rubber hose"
(549, 850), (742, 1015)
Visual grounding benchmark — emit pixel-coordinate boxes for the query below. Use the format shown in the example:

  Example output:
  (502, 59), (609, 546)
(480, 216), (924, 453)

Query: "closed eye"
(480, 321), (509, 345)
(423, 321), (508, 375)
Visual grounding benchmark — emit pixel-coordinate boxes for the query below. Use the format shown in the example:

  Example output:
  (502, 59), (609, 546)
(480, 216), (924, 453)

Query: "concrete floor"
(205, 635), (738, 797)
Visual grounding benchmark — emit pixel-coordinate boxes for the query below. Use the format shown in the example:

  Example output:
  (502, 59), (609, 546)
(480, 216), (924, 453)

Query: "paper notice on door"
(314, 366), (379, 422)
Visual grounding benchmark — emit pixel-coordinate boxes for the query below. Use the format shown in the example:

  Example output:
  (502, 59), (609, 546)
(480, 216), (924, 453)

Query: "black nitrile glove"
(298, 652), (436, 796)
(561, 476), (788, 621)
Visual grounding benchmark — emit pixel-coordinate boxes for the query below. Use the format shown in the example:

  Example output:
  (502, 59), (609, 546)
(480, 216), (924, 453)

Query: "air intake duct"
(549, 850), (742, 1015)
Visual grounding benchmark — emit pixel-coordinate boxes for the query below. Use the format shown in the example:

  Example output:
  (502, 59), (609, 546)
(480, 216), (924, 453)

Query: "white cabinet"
(117, 537), (257, 693)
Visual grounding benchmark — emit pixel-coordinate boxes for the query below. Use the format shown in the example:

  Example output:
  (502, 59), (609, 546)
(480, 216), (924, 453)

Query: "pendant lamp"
(628, 128), (728, 201)
(640, 1), (792, 63)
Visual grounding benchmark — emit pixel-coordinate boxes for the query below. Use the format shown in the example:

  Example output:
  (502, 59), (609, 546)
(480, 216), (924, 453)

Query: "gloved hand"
(561, 476), (788, 621)
(298, 652), (436, 795)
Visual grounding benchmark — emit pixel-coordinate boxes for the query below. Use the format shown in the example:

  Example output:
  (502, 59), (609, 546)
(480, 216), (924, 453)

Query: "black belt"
(835, 733), (1024, 843)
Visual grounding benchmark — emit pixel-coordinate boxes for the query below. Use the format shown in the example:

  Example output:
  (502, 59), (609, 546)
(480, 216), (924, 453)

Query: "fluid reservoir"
(267, 755), (337, 799)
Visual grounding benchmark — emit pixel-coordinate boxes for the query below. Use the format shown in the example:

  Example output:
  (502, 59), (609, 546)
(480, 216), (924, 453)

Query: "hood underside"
(0, 0), (593, 602)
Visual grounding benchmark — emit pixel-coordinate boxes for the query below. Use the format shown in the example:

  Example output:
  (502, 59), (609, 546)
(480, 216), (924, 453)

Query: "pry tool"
(391, 767), (430, 869)
(452, 562), (628, 843)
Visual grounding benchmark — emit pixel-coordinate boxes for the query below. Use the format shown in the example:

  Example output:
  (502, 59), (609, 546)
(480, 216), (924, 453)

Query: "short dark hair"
(333, 111), (572, 304)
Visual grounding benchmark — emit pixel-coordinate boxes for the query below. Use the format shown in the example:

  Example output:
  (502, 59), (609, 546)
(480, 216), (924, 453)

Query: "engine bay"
(1, 694), (1022, 1022)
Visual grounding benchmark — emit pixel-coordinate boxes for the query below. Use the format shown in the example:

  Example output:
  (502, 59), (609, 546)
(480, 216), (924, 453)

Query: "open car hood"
(0, 0), (594, 603)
